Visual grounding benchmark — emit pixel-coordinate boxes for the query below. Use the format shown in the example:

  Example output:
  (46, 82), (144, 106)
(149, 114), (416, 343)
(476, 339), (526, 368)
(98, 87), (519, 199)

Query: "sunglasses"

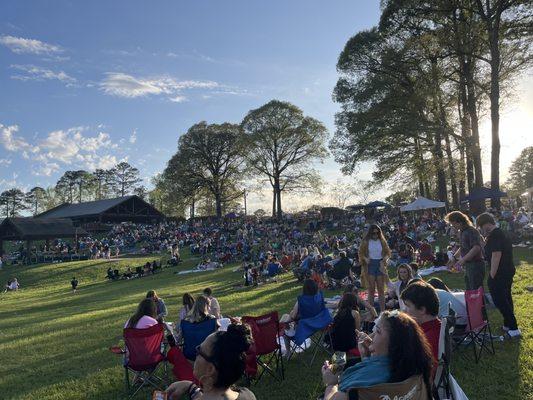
(196, 345), (216, 364)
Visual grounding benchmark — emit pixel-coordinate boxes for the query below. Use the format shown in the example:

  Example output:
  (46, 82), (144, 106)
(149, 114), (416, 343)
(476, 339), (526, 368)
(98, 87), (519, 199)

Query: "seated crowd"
(106, 260), (162, 281)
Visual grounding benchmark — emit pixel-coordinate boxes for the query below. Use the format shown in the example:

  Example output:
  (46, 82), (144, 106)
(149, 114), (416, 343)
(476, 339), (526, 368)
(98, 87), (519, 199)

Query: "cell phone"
(153, 390), (167, 400)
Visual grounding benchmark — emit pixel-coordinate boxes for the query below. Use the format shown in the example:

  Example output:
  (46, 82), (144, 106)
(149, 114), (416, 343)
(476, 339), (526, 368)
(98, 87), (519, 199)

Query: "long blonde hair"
(186, 295), (211, 323)
(358, 224), (391, 262)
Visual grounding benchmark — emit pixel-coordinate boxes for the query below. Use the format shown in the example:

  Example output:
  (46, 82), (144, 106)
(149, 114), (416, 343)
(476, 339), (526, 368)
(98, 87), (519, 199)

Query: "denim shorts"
(368, 259), (383, 277)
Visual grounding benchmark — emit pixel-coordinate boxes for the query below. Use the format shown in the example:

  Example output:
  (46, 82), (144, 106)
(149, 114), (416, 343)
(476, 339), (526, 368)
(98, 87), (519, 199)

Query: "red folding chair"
(242, 311), (284, 382)
(454, 287), (495, 363)
(123, 324), (168, 399)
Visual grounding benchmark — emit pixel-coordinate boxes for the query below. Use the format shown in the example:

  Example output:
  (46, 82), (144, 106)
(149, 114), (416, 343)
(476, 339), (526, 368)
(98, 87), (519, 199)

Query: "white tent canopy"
(400, 196), (446, 212)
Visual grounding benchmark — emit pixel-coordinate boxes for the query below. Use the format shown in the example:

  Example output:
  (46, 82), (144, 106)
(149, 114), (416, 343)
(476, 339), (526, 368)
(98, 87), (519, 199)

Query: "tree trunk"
(275, 179), (282, 220)
(453, 7), (482, 195)
(414, 138), (426, 198)
(418, 179), (425, 197)
(215, 193), (222, 219)
(458, 144), (467, 201)
(190, 196), (196, 219)
(488, 17), (501, 209)
(428, 59), (448, 204)
(465, 62), (484, 189)
(444, 129), (459, 208)
(272, 188), (276, 217)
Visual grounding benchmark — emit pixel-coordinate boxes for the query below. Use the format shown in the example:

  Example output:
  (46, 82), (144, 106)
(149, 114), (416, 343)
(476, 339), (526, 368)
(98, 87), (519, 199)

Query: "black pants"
(464, 261), (485, 290)
(488, 273), (518, 330)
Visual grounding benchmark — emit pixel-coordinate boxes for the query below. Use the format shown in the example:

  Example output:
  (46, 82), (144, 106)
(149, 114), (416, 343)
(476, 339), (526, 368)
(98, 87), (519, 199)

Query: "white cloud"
(93, 154), (118, 169)
(0, 123), (122, 175)
(169, 95), (187, 103)
(0, 158), (11, 166)
(0, 35), (64, 55)
(99, 72), (219, 99)
(129, 129), (137, 144)
(10, 64), (76, 85)
(32, 162), (60, 177)
(0, 124), (34, 152)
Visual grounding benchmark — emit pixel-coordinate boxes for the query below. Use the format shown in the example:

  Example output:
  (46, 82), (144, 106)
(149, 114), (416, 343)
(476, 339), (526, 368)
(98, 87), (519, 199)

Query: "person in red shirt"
(400, 281), (441, 368)
(280, 252), (293, 270)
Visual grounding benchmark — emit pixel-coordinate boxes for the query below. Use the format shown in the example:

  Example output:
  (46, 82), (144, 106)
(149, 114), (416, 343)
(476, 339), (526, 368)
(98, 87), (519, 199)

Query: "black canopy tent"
(0, 217), (88, 255)
(460, 187), (508, 202)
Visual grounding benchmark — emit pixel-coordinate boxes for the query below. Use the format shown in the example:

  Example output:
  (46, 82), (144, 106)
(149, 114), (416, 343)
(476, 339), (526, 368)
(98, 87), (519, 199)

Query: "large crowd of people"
(107, 206), (529, 399)
(2, 204), (529, 398)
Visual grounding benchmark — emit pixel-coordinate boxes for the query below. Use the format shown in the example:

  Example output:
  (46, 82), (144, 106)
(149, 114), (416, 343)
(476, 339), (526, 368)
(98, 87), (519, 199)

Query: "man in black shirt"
(477, 213), (521, 338)
(71, 276), (78, 294)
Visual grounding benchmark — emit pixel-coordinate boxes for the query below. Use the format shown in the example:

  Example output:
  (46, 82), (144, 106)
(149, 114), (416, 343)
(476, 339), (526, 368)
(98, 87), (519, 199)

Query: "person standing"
(358, 225), (391, 312)
(71, 277), (78, 293)
(477, 213), (521, 338)
(445, 211), (485, 290)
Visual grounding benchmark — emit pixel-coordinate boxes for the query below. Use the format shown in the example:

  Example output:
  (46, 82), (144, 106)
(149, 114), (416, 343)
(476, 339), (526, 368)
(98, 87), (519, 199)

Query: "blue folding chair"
(287, 292), (333, 366)
(180, 318), (218, 361)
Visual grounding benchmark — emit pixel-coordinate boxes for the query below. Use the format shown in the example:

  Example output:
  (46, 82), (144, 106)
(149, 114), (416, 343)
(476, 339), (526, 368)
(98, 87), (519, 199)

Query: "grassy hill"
(0, 248), (531, 400)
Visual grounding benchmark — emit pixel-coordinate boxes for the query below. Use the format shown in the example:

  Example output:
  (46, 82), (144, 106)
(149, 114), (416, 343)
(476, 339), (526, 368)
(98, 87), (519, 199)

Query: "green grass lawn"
(0, 248), (531, 400)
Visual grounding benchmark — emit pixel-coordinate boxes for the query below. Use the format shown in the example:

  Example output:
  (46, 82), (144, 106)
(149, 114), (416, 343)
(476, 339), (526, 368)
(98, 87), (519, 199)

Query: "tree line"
(331, 0), (532, 209)
(154, 100), (328, 219)
(0, 161), (143, 217)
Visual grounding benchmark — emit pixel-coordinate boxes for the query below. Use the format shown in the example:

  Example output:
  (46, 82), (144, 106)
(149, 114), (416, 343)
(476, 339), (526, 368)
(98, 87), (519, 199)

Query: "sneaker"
(507, 329), (522, 338)
(502, 326), (510, 332)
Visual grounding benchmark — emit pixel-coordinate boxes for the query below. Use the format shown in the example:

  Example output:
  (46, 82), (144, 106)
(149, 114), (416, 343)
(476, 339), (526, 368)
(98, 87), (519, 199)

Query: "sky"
(0, 0), (532, 213)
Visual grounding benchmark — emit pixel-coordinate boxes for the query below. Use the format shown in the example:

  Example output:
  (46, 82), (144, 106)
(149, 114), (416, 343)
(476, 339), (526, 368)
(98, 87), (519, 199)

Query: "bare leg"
(376, 275), (386, 312)
(367, 275), (377, 310)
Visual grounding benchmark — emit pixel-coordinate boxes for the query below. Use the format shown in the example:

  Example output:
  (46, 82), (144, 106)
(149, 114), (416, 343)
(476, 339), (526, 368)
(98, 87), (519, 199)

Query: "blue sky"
(1, 1), (531, 211)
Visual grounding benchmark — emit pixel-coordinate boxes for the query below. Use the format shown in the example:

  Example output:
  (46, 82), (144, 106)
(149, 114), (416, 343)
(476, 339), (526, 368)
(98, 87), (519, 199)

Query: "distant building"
(35, 195), (165, 224)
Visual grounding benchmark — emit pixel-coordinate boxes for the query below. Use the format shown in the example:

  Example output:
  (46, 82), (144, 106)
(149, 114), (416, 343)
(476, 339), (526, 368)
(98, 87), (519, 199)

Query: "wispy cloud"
(99, 72), (219, 101)
(10, 64), (76, 86)
(0, 35), (64, 55)
(166, 50), (246, 67)
(169, 95), (187, 103)
(129, 129), (137, 144)
(0, 158), (12, 166)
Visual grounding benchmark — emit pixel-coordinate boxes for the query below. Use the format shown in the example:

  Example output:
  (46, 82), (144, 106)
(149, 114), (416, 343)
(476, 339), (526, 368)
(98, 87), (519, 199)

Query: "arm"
(352, 310), (361, 331)
(489, 251), (502, 278)
(360, 299), (378, 319)
(386, 281), (396, 298)
(158, 300), (168, 318)
(322, 363), (348, 400)
(289, 301), (299, 321)
(458, 245), (481, 265)
(166, 381), (202, 400)
(324, 385), (348, 400)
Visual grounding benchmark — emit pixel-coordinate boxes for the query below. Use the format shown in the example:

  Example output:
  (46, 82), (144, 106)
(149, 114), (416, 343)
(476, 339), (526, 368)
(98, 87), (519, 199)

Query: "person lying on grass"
(321, 311), (433, 400)
(166, 323), (256, 400)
